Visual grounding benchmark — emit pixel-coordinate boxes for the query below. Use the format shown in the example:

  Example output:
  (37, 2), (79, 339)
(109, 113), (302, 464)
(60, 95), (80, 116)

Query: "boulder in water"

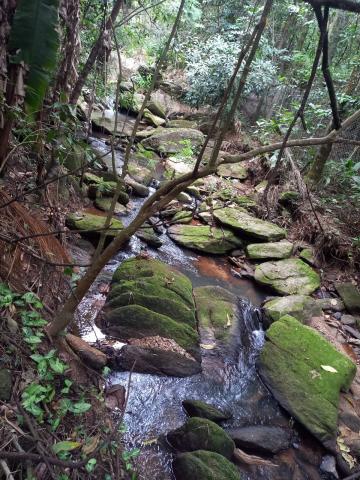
(228, 425), (292, 455)
(258, 315), (356, 450)
(214, 208), (286, 241)
(168, 224), (242, 254)
(173, 450), (240, 480)
(182, 400), (231, 423)
(167, 417), (235, 458)
(254, 259), (320, 295)
(141, 128), (204, 154)
(66, 211), (123, 240)
(264, 295), (322, 325)
(246, 241), (293, 260)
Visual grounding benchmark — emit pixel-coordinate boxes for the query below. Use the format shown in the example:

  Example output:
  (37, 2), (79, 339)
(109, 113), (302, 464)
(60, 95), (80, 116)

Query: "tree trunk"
(69, 0), (123, 104)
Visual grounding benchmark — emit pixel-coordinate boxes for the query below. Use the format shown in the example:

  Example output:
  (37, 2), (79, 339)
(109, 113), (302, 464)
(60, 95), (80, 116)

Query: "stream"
(75, 137), (318, 480)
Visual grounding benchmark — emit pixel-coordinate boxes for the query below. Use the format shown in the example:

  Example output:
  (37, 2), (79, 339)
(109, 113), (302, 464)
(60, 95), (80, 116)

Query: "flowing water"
(76, 137), (294, 479)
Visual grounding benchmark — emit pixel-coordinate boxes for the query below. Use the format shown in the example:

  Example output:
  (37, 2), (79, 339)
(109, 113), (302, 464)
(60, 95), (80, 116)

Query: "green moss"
(94, 198), (127, 214)
(182, 400), (231, 422)
(105, 304), (199, 356)
(258, 315), (356, 448)
(106, 292), (196, 328)
(172, 211), (193, 224)
(173, 450), (240, 480)
(264, 295), (322, 324)
(167, 417), (235, 459)
(66, 212), (123, 238)
(246, 241), (293, 260)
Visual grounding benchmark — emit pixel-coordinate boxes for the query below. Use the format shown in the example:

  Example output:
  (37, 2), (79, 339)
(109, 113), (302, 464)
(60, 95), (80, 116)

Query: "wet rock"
(217, 163), (248, 180)
(66, 211), (123, 240)
(336, 283), (360, 315)
(228, 426), (292, 455)
(182, 400), (231, 423)
(194, 286), (237, 342)
(103, 258), (200, 364)
(167, 417), (235, 458)
(136, 225), (163, 248)
(340, 314), (358, 325)
(94, 198), (127, 215)
(141, 128), (204, 154)
(264, 295), (322, 325)
(168, 224), (242, 254)
(316, 297), (345, 312)
(320, 455), (339, 479)
(173, 450), (240, 480)
(258, 315), (356, 450)
(245, 241), (293, 260)
(84, 173), (129, 205)
(177, 192), (192, 204)
(171, 211), (193, 224)
(143, 108), (166, 127)
(66, 334), (108, 370)
(214, 208), (287, 242)
(124, 175), (149, 197)
(299, 247), (317, 266)
(116, 345), (201, 377)
(0, 369), (12, 401)
(343, 324), (360, 339)
(254, 259), (320, 295)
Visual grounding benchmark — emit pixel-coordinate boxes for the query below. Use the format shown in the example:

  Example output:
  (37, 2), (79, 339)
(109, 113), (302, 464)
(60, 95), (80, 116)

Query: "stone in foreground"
(258, 315), (356, 450)
(168, 224), (242, 254)
(141, 127), (204, 154)
(173, 450), (240, 480)
(254, 258), (320, 295)
(182, 399), (231, 423)
(246, 241), (293, 260)
(66, 211), (123, 240)
(228, 425), (292, 454)
(167, 417), (235, 458)
(336, 282), (360, 315)
(214, 207), (286, 241)
(264, 295), (322, 325)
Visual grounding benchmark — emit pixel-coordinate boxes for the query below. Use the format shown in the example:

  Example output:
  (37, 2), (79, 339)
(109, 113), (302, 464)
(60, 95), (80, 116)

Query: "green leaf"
(8, 0), (60, 114)
(49, 357), (68, 374)
(69, 401), (91, 415)
(85, 458), (97, 473)
(52, 441), (81, 454)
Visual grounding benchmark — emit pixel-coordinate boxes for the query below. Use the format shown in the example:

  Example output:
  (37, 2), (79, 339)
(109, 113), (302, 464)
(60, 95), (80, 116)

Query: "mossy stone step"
(173, 450), (240, 480)
(246, 241), (293, 260)
(264, 295), (322, 325)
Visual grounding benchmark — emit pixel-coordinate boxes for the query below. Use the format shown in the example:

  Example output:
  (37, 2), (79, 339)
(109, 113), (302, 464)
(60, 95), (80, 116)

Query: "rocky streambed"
(69, 114), (360, 479)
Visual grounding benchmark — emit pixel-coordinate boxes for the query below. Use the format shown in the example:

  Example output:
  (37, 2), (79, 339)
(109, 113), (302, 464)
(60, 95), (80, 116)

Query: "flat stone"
(343, 325), (360, 339)
(214, 207), (286, 241)
(299, 247), (317, 266)
(255, 259), (320, 295)
(246, 241), (293, 260)
(341, 314), (358, 326)
(228, 426), (292, 454)
(143, 108), (166, 127)
(66, 211), (124, 240)
(94, 198), (127, 215)
(141, 128), (204, 155)
(316, 297), (345, 312)
(182, 400), (231, 423)
(258, 315), (356, 450)
(124, 175), (149, 197)
(336, 283), (360, 315)
(217, 163), (248, 180)
(264, 295), (322, 325)
(167, 224), (242, 255)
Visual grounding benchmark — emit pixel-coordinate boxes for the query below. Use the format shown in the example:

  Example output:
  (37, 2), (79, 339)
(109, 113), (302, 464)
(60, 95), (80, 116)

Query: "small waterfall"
(237, 299), (265, 373)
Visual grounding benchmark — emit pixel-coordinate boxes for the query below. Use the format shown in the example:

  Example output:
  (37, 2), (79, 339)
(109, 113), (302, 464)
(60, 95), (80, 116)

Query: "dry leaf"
(321, 365), (338, 373)
(200, 344), (215, 350)
(142, 438), (158, 446)
(82, 435), (100, 455)
(225, 314), (232, 328)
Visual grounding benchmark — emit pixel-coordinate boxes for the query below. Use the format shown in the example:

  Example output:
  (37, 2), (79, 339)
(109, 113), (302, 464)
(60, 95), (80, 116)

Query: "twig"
(305, 183), (324, 233)
(0, 451), (86, 469)
(0, 460), (15, 480)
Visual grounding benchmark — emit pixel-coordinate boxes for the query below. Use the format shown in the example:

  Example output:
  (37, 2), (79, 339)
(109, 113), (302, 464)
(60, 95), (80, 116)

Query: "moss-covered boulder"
(171, 211), (193, 224)
(168, 225), (242, 254)
(173, 450), (240, 480)
(136, 225), (162, 248)
(66, 211), (123, 240)
(336, 283), (360, 315)
(299, 247), (316, 266)
(264, 295), (322, 325)
(217, 163), (248, 180)
(94, 198), (127, 215)
(143, 108), (166, 127)
(214, 208), (286, 241)
(254, 258), (320, 295)
(167, 417), (235, 458)
(141, 128), (204, 154)
(103, 258), (200, 367)
(183, 400), (231, 423)
(246, 241), (293, 260)
(258, 315), (356, 450)
(167, 119), (197, 129)
(84, 172), (129, 205)
(194, 286), (237, 342)
(146, 99), (166, 119)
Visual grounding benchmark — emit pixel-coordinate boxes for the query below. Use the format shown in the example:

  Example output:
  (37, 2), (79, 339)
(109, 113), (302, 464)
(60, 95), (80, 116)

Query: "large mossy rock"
(183, 400), (231, 423)
(167, 417), (235, 459)
(146, 100), (166, 119)
(336, 283), (360, 315)
(66, 211), (123, 240)
(217, 163), (248, 180)
(214, 208), (286, 241)
(173, 450), (240, 480)
(94, 198), (127, 215)
(254, 258), (320, 295)
(103, 258), (200, 366)
(167, 225), (242, 254)
(246, 241), (293, 260)
(194, 286), (237, 342)
(264, 295), (322, 325)
(141, 128), (204, 154)
(143, 108), (166, 127)
(258, 315), (356, 450)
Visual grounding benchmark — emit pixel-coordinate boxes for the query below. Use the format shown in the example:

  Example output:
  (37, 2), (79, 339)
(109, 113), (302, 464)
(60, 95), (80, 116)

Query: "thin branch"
(0, 451), (86, 469)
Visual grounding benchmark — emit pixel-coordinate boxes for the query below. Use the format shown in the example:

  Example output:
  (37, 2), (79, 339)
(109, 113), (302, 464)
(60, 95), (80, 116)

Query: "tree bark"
(69, 0), (123, 104)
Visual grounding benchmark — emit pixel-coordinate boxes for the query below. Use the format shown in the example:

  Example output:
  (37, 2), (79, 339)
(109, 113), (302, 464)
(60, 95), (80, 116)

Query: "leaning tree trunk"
(52, 0), (81, 102)
(69, 0), (123, 104)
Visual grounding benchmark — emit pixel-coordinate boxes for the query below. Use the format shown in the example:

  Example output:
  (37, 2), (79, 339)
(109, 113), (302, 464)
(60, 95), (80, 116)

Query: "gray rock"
(317, 297), (345, 312)
(245, 241), (293, 260)
(336, 283), (360, 315)
(320, 455), (339, 479)
(0, 369), (12, 401)
(228, 426), (292, 454)
(341, 314), (357, 325)
(264, 295), (322, 325)
(182, 400), (231, 423)
(125, 175), (149, 197)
